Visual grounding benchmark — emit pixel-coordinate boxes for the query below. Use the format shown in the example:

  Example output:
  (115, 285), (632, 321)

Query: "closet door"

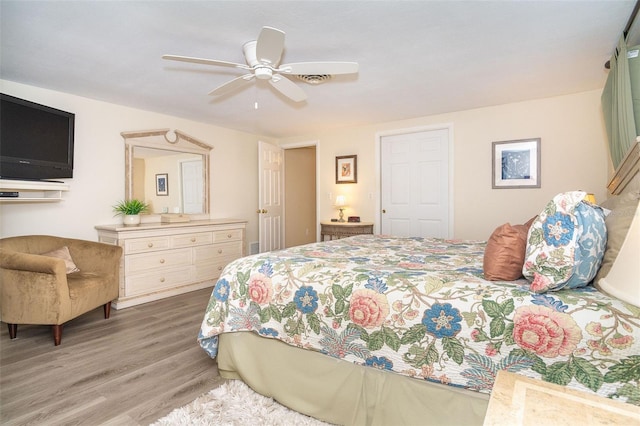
(381, 128), (450, 238)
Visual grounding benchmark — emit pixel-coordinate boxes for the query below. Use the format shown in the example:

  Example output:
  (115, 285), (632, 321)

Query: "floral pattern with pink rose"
(349, 289), (389, 329)
(248, 273), (273, 305)
(512, 305), (582, 357)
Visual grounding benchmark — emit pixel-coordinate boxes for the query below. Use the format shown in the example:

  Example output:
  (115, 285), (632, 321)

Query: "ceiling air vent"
(296, 74), (332, 85)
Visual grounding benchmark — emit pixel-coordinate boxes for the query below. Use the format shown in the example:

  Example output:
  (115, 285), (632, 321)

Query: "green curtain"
(602, 36), (637, 168)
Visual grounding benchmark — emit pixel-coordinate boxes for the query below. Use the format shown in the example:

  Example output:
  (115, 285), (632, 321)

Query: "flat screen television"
(0, 93), (75, 180)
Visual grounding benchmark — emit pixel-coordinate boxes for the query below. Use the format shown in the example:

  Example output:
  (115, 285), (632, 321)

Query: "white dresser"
(96, 219), (247, 309)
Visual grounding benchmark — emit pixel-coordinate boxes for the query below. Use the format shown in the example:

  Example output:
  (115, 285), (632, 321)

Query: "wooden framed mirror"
(122, 129), (212, 215)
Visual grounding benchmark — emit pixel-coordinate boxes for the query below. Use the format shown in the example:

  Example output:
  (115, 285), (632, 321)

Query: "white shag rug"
(152, 379), (331, 426)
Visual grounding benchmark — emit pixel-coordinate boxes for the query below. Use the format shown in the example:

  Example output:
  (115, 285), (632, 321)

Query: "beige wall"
(0, 80), (610, 244)
(0, 80), (270, 243)
(280, 90), (610, 240)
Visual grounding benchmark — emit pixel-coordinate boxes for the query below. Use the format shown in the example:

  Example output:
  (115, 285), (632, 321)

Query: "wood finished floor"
(0, 288), (225, 425)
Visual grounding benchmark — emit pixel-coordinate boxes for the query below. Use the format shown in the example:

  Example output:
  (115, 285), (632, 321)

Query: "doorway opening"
(284, 144), (317, 248)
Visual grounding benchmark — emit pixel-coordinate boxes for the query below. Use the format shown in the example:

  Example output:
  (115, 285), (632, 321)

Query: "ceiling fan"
(162, 26), (359, 103)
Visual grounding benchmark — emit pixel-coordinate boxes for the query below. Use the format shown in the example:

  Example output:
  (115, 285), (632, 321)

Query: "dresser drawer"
(125, 266), (195, 296)
(194, 242), (243, 263)
(125, 248), (192, 274)
(125, 236), (170, 254)
(213, 229), (243, 243)
(195, 259), (234, 281)
(171, 232), (213, 248)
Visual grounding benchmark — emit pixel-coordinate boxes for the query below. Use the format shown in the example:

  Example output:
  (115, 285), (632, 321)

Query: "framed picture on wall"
(156, 173), (168, 196)
(336, 155), (357, 184)
(492, 138), (541, 189)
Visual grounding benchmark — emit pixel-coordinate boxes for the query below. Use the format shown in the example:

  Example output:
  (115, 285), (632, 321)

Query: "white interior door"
(381, 128), (450, 238)
(258, 141), (284, 252)
(181, 159), (203, 214)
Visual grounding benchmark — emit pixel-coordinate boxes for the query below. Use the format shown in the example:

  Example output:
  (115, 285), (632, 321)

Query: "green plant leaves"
(112, 199), (149, 215)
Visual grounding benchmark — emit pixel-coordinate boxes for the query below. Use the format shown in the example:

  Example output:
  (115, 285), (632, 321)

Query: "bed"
(198, 142), (640, 426)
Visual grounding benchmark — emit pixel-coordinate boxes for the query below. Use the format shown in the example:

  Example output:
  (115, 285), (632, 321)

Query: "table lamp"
(335, 195), (347, 222)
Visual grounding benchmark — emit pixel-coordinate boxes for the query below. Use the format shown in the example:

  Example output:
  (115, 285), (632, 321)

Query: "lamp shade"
(335, 195), (347, 207)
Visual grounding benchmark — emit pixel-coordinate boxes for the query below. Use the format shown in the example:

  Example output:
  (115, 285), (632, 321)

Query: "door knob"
(382, 209), (386, 213)
(256, 209), (261, 213)
(262, 209), (268, 213)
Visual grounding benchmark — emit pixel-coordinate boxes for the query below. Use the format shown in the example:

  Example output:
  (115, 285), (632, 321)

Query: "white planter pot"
(123, 214), (141, 226)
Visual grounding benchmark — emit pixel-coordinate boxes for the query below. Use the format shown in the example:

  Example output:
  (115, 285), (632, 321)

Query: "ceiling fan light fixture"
(296, 74), (332, 85)
(255, 67), (273, 80)
(242, 40), (259, 66)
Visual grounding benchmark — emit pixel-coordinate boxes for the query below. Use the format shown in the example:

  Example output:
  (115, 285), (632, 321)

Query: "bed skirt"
(217, 332), (489, 426)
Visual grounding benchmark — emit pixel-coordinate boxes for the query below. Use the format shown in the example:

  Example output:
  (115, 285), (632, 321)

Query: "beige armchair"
(0, 235), (122, 345)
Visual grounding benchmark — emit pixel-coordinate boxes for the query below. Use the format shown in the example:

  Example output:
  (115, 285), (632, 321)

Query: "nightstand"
(320, 221), (374, 241)
(483, 370), (640, 425)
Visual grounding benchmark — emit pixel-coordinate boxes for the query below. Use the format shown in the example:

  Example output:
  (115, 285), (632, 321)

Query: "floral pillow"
(522, 191), (607, 293)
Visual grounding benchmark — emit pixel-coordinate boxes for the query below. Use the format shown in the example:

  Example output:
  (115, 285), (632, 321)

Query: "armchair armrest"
(0, 248), (72, 324)
(0, 248), (68, 275)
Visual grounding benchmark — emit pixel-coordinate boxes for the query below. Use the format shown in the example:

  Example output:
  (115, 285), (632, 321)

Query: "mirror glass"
(123, 129), (212, 216)
(132, 147), (205, 214)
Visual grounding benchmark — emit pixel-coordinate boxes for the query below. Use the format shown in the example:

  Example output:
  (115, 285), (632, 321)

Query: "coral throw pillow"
(483, 223), (529, 281)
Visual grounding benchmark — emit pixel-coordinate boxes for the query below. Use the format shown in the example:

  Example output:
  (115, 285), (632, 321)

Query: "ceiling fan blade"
(279, 61), (359, 75)
(209, 74), (255, 96)
(163, 54), (250, 70)
(256, 26), (285, 66)
(268, 75), (307, 102)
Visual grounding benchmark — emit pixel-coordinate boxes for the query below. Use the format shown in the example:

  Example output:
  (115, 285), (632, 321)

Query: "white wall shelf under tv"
(0, 179), (69, 202)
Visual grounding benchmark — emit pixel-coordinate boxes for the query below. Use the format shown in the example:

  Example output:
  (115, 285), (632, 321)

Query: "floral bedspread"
(198, 235), (640, 404)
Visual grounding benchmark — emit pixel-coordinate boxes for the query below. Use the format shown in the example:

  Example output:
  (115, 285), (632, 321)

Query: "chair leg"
(103, 301), (112, 319)
(7, 323), (17, 339)
(52, 324), (63, 346)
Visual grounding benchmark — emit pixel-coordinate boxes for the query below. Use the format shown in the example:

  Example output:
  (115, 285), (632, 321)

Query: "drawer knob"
(227, 234), (232, 238)
(218, 266), (223, 271)
(159, 259), (165, 264)
(191, 237), (196, 242)
(218, 249), (223, 254)
(160, 277), (165, 283)
(147, 242), (154, 248)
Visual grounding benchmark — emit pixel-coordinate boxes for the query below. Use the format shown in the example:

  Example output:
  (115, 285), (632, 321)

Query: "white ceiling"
(1, 1), (637, 138)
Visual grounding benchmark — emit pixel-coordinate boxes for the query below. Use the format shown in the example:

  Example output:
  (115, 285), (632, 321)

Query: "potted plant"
(113, 199), (149, 226)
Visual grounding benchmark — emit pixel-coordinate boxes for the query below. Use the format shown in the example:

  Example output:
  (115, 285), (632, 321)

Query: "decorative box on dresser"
(96, 219), (247, 309)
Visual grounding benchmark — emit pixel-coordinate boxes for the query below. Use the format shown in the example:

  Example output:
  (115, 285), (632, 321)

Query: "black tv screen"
(0, 93), (75, 180)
